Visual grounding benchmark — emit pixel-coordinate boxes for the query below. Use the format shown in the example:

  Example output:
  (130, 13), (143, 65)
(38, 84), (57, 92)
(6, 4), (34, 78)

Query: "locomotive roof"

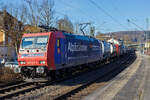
(22, 31), (65, 38)
(23, 32), (52, 37)
(22, 31), (98, 42)
(63, 32), (98, 41)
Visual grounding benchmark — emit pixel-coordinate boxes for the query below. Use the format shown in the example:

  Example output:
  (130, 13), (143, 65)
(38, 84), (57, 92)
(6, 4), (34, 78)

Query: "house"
(0, 10), (19, 62)
(0, 27), (5, 45)
(23, 25), (44, 33)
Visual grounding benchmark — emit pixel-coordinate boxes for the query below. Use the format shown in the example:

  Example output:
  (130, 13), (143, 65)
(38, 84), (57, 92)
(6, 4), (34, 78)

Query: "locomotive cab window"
(21, 36), (49, 49)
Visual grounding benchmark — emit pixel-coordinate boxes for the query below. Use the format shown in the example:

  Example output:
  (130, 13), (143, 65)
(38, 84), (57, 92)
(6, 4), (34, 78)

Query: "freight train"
(15, 31), (130, 81)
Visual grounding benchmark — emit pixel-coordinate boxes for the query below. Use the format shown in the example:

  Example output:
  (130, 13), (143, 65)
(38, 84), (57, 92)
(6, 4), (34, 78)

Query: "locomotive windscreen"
(21, 36), (49, 49)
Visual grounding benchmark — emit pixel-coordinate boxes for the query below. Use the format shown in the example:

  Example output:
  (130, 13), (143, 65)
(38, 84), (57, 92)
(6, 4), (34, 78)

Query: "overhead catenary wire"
(88, 0), (129, 30)
(58, 0), (109, 29)
(59, 0), (97, 22)
(109, 0), (147, 33)
(58, 0), (105, 35)
(110, 1), (143, 31)
(127, 19), (147, 33)
(110, 0), (127, 19)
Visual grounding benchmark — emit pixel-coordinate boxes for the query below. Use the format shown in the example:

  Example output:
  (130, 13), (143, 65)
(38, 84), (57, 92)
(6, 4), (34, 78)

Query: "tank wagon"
(107, 38), (127, 57)
(115, 44), (120, 56)
(15, 31), (103, 81)
(100, 41), (111, 60)
(110, 43), (117, 58)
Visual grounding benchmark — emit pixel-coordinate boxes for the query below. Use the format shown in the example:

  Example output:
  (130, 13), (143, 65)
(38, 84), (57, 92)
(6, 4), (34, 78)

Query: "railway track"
(0, 81), (23, 88)
(0, 52), (135, 100)
(0, 62), (103, 100)
(0, 82), (38, 99)
(54, 53), (136, 100)
(12, 52), (136, 100)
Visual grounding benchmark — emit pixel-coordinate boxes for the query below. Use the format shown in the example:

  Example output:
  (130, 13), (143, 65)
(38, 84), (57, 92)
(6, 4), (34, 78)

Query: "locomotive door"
(59, 38), (66, 65)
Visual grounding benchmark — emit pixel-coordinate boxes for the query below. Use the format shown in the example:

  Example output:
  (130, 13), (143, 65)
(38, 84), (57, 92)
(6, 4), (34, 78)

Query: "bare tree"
(0, 0), (56, 51)
(57, 16), (74, 33)
(39, 0), (55, 27)
(24, 0), (42, 26)
(24, 0), (55, 27)
(19, 4), (28, 24)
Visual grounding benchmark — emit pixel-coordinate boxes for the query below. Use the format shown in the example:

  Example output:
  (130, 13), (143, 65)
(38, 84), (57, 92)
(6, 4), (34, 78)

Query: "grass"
(0, 67), (22, 83)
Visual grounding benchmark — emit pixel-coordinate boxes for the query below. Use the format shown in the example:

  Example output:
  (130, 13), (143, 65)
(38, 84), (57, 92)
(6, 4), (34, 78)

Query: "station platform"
(83, 53), (150, 100)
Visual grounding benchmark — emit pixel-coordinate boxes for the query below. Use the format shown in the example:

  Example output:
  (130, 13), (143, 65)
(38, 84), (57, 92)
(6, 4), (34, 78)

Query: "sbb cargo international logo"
(68, 42), (87, 52)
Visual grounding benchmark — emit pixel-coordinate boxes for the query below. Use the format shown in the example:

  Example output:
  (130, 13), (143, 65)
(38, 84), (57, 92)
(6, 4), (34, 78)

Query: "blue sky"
(1, 0), (150, 33)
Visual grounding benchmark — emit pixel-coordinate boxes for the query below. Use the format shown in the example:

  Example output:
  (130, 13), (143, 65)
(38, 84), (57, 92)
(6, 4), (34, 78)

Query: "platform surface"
(83, 53), (150, 100)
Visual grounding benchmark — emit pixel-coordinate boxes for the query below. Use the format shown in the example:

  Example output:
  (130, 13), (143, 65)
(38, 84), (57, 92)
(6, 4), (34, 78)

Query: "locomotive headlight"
(20, 61), (26, 64)
(39, 61), (46, 64)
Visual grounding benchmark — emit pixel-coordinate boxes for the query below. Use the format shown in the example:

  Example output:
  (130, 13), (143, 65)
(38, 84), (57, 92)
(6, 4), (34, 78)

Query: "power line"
(110, 1), (138, 31)
(127, 19), (146, 32)
(58, 0), (119, 33)
(88, 0), (128, 30)
(110, 0), (127, 19)
(110, 0), (146, 33)
(59, 0), (97, 22)
(58, 0), (99, 35)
